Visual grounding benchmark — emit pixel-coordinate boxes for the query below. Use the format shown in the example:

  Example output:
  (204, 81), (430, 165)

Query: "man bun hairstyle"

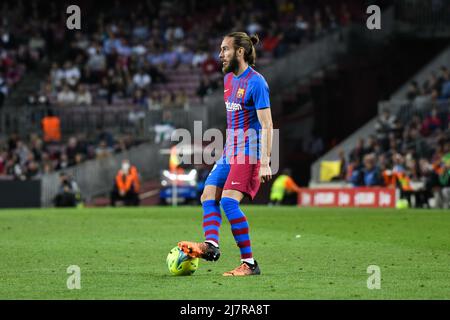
(226, 32), (259, 67)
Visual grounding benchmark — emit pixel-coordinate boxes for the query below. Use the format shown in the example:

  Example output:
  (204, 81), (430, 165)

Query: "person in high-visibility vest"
(110, 159), (141, 206)
(41, 109), (61, 142)
(269, 168), (301, 205)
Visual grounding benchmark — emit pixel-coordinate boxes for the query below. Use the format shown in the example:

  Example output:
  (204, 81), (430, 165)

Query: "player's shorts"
(205, 156), (261, 200)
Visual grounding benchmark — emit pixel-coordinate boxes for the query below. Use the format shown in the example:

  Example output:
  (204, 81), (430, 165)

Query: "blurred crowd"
(335, 65), (450, 208)
(0, 0), (362, 109)
(0, 130), (140, 180)
(0, 3), (44, 108)
(0, 0), (363, 180)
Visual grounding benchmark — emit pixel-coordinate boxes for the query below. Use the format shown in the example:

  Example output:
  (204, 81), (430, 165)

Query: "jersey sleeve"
(251, 75), (270, 110)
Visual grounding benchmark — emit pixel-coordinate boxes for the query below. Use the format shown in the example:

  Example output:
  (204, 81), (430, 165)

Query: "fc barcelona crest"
(237, 88), (245, 98)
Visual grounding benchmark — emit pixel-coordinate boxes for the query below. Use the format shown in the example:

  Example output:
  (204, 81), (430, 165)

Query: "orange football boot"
(223, 261), (261, 276)
(177, 241), (220, 261)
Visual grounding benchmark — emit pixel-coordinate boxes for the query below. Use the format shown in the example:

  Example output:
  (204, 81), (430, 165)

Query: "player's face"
(219, 37), (239, 74)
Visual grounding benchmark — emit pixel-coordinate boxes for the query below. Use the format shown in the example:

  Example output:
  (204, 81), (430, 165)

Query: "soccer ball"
(166, 246), (199, 276)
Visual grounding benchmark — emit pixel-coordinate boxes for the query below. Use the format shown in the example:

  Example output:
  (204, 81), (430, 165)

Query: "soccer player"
(178, 32), (273, 276)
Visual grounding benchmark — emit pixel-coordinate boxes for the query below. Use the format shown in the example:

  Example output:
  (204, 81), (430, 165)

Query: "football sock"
(202, 200), (222, 247)
(220, 197), (254, 262)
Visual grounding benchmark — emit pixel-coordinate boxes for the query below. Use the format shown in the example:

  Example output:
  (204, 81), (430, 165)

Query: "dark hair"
(225, 32), (259, 67)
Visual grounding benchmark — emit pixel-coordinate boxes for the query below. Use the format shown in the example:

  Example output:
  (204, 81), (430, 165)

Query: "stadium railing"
(0, 104), (208, 140)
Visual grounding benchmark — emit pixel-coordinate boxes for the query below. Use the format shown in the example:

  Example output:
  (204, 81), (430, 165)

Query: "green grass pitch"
(0, 206), (449, 299)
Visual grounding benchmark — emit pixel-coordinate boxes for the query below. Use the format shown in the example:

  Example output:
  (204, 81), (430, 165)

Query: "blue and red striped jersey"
(221, 66), (270, 162)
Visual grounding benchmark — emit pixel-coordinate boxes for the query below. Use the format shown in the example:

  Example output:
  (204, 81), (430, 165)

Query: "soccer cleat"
(223, 261), (261, 276)
(177, 241), (221, 261)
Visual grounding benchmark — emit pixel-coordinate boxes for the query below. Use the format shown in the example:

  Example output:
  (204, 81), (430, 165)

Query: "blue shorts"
(204, 163), (230, 189)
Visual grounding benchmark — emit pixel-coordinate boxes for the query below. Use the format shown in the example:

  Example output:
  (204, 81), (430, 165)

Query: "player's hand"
(259, 164), (272, 183)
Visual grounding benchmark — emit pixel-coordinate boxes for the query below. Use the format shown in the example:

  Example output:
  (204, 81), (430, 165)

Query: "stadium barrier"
(297, 187), (396, 208)
(0, 104), (208, 139)
(41, 142), (166, 207)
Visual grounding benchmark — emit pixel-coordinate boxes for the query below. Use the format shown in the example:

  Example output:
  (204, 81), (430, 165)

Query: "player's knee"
(220, 197), (240, 213)
(200, 190), (216, 203)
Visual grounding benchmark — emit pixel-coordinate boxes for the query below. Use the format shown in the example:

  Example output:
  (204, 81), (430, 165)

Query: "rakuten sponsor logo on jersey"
(225, 101), (242, 111)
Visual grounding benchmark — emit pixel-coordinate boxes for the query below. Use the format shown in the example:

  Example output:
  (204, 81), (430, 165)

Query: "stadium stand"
(311, 46), (450, 208)
(1, 0), (363, 183)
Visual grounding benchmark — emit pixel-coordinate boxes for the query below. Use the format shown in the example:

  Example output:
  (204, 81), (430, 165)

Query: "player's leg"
(221, 159), (261, 276)
(178, 163), (229, 261)
(200, 185), (223, 248)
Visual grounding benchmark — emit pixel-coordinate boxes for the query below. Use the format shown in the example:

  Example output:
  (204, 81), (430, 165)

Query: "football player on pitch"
(178, 32), (273, 276)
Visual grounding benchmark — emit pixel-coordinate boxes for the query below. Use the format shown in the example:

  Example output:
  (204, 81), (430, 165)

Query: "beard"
(222, 52), (240, 74)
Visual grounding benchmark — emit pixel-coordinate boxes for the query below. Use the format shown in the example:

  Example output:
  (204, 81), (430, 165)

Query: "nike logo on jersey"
(224, 89), (229, 93)
(231, 181), (240, 185)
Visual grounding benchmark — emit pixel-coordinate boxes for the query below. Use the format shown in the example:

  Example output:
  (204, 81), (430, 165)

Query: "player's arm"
(257, 108), (273, 183)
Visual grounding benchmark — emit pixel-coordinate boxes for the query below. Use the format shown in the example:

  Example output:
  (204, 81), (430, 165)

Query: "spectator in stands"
(201, 53), (219, 76)
(437, 66), (449, 96)
(438, 66), (450, 98)
(110, 159), (140, 206)
(247, 15), (262, 36)
(197, 75), (218, 102)
(25, 156), (40, 179)
(86, 42), (107, 76)
(361, 153), (384, 187)
(262, 28), (284, 57)
(375, 108), (396, 151)
(293, 14), (309, 44)
(348, 156), (363, 186)
(54, 172), (81, 207)
(28, 31), (46, 60)
(406, 81), (420, 101)
(364, 135), (378, 155)
(192, 50), (208, 68)
(57, 85), (76, 106)
(147, 91), (162, 110)
(132, 89), (147, 108)
(349, 138), (365, 163)
(56, 153), (69, 171)
(173, 90), (189, 109)
(418, 158), (441, 208)
(404, 127), (430, 159)
(132, 68), (151, 90)
(41, 109), (61, 143)
(95, 140), (113, 159)
(0, 75), (7, 108)
(66, 137), (81, 166)
(75, 84), (92, 106)
(421, 107), (442, 136)
(63, 61), (81, 88)
(423, 72), (438, 95)
(313, 9), (325, 38)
